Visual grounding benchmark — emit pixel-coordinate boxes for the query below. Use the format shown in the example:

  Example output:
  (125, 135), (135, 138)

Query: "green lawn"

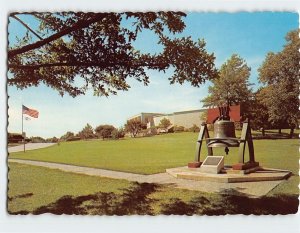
(8, 163), (299, 215)
(8, 163), (130, 213)
(9, 132), (299, 176)
(9, 131), (299, 202)
(10, 133), (197, 174)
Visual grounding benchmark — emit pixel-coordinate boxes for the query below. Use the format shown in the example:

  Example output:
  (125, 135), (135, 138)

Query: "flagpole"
(22, 104), (25, 153)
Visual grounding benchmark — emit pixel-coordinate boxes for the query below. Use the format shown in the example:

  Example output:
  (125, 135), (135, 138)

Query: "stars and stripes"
(22, 105), (39, 118)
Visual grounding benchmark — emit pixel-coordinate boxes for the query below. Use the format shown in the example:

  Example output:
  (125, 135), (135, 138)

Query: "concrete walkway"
(8, 159), (284, 197)
(8, 143), (56, 153)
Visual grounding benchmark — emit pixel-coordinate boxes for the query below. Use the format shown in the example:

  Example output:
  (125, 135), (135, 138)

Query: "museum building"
(127, 109), (206, 130)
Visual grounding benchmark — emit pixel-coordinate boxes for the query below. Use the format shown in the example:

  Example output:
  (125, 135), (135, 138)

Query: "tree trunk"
(278, 128), (282, 134)
(289, 127), (295, 138)
(262, 127), (265, 137)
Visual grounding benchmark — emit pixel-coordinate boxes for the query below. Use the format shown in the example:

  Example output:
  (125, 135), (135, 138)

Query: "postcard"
(7, 10), (299, 219)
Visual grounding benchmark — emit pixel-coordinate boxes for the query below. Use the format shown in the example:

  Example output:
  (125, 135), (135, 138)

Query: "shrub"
(30, 136), (46, 143)
(46, 137), (59, 143)
(95, 125), (116, 140)
(78, 124), (95, 140)
(60, 131), (75, 141)
(174, 125), (185, 132)
(111, 128), (125, 140)
(189, 124), (200, 132)
(66, 136), (81, 141)
(158, 118), (171, 130)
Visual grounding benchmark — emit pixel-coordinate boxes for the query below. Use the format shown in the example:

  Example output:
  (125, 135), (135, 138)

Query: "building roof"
(173, 109), (206, 115)
(140, 112), (166, 116)
(127, 112), (165, 120)
(128, 109), (206, 120)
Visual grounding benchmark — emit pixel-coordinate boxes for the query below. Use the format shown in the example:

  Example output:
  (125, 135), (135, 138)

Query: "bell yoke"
(188, 105), (259, 170)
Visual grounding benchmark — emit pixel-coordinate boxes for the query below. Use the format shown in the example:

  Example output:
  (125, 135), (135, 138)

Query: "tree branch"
(11, 15), (43, 40)
(8, 13), (107, 58)
(9, 62), (112, 69)
(11, 12), (56, 26)
(8, 61), (169, 70)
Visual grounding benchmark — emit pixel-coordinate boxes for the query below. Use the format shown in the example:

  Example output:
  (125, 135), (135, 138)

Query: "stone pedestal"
(166, 166), (291, 183)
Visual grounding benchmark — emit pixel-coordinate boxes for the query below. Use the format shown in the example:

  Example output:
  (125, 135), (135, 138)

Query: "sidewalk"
(8, 158), (283, 197)
(8, 143), (56, 153)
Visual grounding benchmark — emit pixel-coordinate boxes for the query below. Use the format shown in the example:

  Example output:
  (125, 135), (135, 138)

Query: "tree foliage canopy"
(124, 119), (146, 137)
(247, 88), (270, 133)
(60, 131), (75, 140)
(158, 117), (171, 130)
(258, 29), (299, 129)
(95, 124), (116, 139)
(202, 54), (252, 107)
(77, 123), (95, 139)
(8, 12), (218, 97)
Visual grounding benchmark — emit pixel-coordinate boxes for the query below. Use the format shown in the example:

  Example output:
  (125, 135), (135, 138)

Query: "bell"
(207, 105), (239, 151)
(207, 119), (239, 148)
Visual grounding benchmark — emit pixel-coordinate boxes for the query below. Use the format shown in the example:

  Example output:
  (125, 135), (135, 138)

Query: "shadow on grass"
(252, 130), (298, 140)
(161, 189), (299, 215)
(9, 186), (299, 215)
(9, 182), (160, 215)
(8, 192), (33, 201)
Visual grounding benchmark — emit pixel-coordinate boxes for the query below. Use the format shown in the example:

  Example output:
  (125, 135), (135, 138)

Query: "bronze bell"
(207, 106), (239, 152)
(208, 119), (239, 148)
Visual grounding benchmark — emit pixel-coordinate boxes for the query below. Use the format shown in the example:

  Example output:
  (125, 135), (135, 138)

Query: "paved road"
(8, 143), (57, 153)
(8, 158), (283, 197)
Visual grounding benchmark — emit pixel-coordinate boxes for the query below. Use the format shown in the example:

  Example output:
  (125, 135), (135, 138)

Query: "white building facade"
(128, 109), (206, 130)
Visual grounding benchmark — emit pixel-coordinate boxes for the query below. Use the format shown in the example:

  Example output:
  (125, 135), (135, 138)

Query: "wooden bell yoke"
(188, 105), (259, 170)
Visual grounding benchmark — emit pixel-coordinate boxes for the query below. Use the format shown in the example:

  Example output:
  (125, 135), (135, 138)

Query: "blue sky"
(7, 12), (298, 138)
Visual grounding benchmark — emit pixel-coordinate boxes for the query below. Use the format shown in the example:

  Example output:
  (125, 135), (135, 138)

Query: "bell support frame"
(189, 119), (258, 170)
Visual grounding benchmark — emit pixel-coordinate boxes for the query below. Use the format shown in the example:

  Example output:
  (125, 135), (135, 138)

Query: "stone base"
(232, 162), (259, 170)
(188, 161), (202, 168)
(222, 165), (260, 175)
(166, 166), (291, 183)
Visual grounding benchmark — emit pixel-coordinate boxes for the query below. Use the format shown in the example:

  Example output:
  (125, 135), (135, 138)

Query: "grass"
(9, 131), (299, 176)
(8, 163), (298, 215)
(8, 163), (130, 213)
(8, 131), (299, 214)
(9, 133), (197, 174)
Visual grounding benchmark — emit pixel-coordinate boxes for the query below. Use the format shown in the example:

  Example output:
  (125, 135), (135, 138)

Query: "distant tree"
(45, 138), (51, 142)
(30, 136), (46, 143)
(199, 110), (208, 122)
(8, 12), (217, 97)
(78, 123), (95, 139)
(124, 119), (146, 137)
(202, 54), (252, 107)
(158, 118), (172, 131)
(174, 125), (185, 133)
(95, 125), (116, 140)
(46, 136), (59, 143)
(117, 127), (126, 139)
(8, 133), (23, 143)
(51, 136), (59, 143)
(248, 88), (270, 136)
(189, 124), (200, 132)
(60, 131), (75, 141)
(258, 29), (299, 137)
(111, 127), (125, 140)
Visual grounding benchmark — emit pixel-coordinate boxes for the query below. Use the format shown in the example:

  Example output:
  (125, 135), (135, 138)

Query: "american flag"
(22, 105), (39, 118)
